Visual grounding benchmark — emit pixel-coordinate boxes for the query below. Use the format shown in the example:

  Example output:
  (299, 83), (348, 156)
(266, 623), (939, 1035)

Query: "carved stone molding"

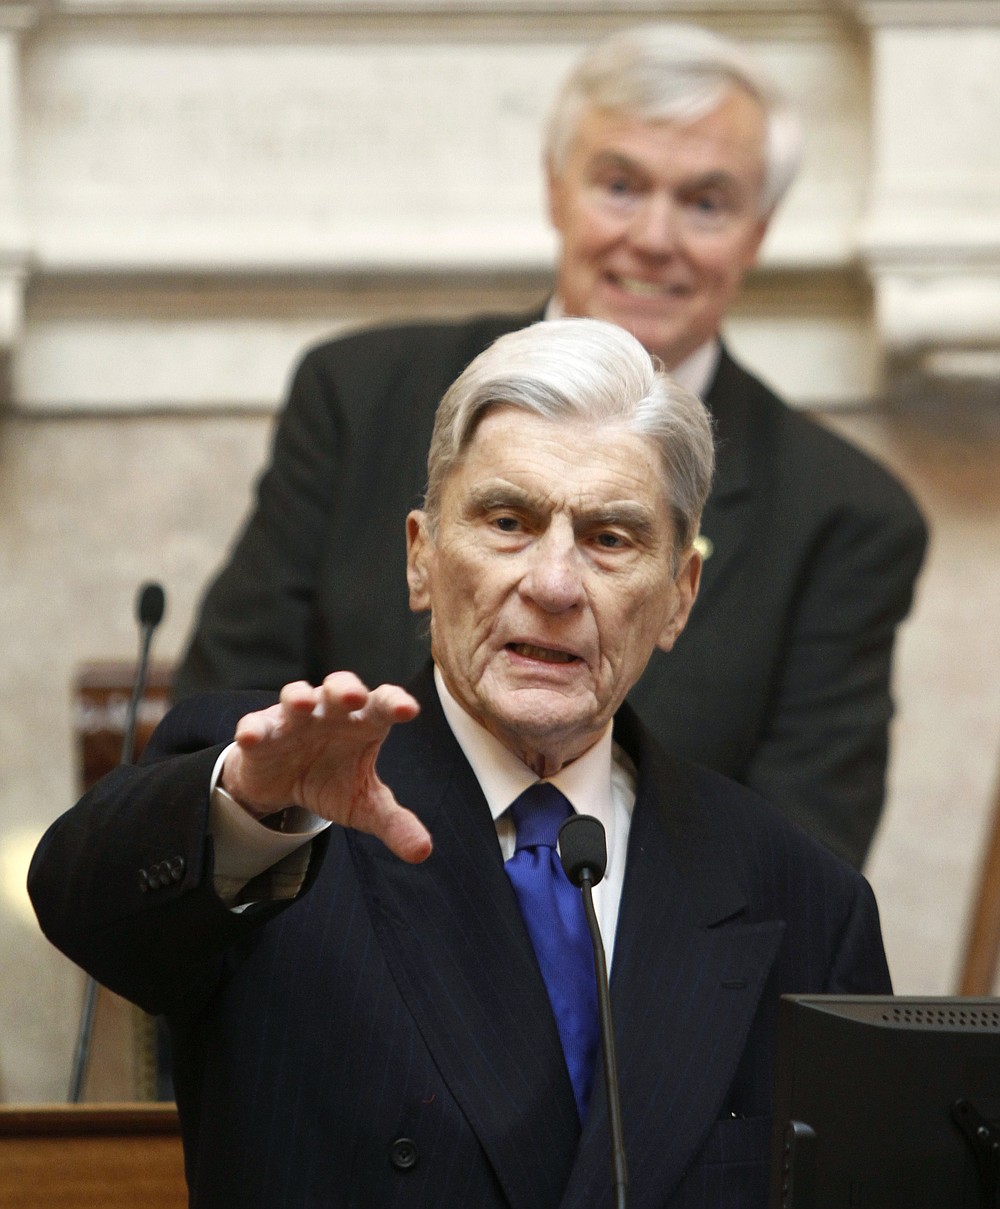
(49, 0), (833, 17)
(0, 5), (44, 35)
(0, 14), (35, 354)
(840, 0), (1000, 27)
(837, 0), (1000, 372)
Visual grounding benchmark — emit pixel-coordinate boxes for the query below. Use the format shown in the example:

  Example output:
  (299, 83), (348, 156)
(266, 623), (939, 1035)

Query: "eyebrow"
(589, 152), (746, 197)
(582, 504), (658, 543)
(467, 483), (660, 541)
(588, 151), (646, 177)
(466, 483), (535, 514)
(679, 170), (746, 198)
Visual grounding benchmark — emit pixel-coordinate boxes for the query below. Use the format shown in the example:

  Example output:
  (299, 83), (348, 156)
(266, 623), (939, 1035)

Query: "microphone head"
(136, 581), (166, 628)
(559, 814), (608, 888)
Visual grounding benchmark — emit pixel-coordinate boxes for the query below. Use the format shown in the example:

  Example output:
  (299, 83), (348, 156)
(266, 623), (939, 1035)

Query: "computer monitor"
(770, 995), (1000, 1209)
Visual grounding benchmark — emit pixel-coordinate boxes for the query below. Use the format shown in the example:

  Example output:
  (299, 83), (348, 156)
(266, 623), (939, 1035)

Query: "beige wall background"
(0, 0), (998, 1103)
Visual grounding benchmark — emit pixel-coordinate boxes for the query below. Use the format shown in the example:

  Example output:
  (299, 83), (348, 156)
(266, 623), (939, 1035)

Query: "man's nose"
(519, 528), (586, 612)
(627, 192), (682, 256)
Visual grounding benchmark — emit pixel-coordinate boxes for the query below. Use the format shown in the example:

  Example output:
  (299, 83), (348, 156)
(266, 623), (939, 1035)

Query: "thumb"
(357, 786), (432, 865)
(380, 804), (433, 864)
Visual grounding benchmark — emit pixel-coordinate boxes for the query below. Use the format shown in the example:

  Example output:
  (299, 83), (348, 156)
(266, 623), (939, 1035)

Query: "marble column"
(0, 4), (33, 359)
(846, 0), (1000, 380)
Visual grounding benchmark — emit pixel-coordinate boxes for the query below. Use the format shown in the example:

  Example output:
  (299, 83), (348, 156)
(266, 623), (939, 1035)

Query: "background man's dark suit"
(29, 667), (891, 1209)
(175, 310), (927, 866)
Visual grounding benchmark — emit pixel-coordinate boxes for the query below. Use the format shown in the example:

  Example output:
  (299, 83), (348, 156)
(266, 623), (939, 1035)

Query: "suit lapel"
(561, 713), (784, 1209)
(693, 346), (762, 604)
(350, 672), (581, 1209)
(704, 345), (755, 503)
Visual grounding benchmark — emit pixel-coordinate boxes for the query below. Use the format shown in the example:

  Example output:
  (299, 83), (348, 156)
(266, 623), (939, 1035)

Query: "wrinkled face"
(547, 89), (771, 369)
(406, 407), (700, 773)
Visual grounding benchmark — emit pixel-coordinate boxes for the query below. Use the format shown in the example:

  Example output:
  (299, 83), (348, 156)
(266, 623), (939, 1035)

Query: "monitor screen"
(770, 995), (1000, 1209)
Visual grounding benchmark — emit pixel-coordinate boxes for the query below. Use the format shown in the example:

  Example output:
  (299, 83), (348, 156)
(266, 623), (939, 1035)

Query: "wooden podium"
(0, 1104), (185, 1208)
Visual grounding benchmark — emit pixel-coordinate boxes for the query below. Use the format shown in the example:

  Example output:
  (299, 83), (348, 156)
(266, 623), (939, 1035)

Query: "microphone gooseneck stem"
(580, 869), (628, 1209)
(120, 622), (155, 767)
(67, 977), (99, 1102)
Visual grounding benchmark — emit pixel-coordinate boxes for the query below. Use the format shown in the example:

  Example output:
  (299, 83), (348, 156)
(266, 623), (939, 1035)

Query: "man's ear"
(406, 510), (434, 612)
(655, 546), (702, 653)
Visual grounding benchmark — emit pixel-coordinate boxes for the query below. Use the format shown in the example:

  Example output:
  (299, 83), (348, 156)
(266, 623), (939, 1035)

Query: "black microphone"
(69, 581), (166, 1102)
(121, 582), (166, 766)
(560, 814), (628, 1209)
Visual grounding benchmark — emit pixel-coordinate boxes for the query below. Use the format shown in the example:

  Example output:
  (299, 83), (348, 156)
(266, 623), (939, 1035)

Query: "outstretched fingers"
(223, 674), (429, 861)
(335, 678), (420, 732)
(232, 681), (318, 749)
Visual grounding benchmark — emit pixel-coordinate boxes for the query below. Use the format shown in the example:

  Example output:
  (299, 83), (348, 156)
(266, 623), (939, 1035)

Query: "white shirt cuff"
(208, 744), (330, 895)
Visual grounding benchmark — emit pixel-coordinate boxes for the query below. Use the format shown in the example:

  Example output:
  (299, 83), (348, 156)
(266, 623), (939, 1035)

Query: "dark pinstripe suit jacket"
(29, 667), (891, 1209)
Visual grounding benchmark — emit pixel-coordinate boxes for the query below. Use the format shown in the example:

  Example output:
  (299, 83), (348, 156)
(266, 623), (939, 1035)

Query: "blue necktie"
(504, 782), (599, 1121)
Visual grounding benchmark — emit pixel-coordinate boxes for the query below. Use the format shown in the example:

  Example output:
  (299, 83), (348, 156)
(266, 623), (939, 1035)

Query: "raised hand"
(220, 672), (432, 864)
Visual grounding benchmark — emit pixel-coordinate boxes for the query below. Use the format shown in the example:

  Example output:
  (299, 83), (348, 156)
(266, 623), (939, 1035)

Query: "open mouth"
(507, 643), (580, 665)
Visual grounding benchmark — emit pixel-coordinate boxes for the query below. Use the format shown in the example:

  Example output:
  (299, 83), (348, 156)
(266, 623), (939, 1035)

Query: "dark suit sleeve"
(27, 692), (301, 1018)
(825, 875), (894, 994)
(742, 440), (928, 868)
(173, 350), (344, 698)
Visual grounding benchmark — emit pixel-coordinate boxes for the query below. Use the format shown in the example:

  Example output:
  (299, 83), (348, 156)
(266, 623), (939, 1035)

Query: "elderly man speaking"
(30, 320), (890, 1209)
